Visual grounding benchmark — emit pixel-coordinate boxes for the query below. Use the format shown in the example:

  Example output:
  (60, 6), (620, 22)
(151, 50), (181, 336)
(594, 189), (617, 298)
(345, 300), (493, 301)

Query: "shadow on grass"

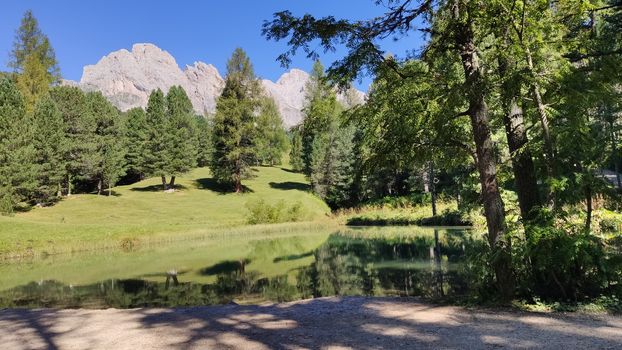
(200, 259), (251, 276)
(269, 181), (310, 191)
(130, 184), (188, 192)
(279, 167), (300, 174)
(273, 251), (314, 263)
(194, 178), (254, 194)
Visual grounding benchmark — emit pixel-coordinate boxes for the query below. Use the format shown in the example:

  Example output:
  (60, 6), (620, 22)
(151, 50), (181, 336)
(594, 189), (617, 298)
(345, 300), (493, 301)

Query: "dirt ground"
(1, 297), (621, 349)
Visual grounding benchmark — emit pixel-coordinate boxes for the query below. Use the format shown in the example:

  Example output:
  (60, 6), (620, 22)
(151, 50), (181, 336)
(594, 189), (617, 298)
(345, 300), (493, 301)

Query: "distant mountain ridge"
(63, 43), (365, 127)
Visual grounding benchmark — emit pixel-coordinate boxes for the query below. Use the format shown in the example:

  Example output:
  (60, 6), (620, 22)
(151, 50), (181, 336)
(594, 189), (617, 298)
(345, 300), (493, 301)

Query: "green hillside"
(0, 167), (331, 258)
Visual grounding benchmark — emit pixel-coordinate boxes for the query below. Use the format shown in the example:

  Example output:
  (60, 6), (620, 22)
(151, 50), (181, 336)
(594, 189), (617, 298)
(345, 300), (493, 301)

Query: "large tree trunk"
(498, 54), (541, 222)
(169, 176), (176, 189)
(97, 179), (102, 195)
(67, 174), (72, 196)
(452, 1), (513, 299)
(161, 176), (168, 191)
(429, 162), (437, 217)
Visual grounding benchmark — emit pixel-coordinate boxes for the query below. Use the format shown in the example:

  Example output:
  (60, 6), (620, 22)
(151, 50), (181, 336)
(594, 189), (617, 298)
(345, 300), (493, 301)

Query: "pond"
(0, 226), (477, 308)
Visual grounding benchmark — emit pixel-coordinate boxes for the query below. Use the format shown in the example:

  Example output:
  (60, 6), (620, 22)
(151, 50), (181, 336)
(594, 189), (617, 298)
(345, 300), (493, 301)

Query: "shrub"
(245, 199), (305, 224)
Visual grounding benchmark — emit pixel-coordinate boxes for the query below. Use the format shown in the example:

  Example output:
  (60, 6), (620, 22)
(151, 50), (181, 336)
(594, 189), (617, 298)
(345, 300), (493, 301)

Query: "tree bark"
(169, 176), (176, 189)
(429, 162), (437, 217)
(585, 185), (593, 232)
(452, 0), (513, 299)
(161, 176), (168, 191)
(498, 54), (541, 221)
(67, 174), (72, 196)
(97, 179), (102, 195)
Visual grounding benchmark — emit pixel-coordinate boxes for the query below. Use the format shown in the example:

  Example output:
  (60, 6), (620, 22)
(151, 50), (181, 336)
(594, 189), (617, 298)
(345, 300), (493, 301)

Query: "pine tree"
(196, 116), (212, 167)
(289, 127), (304, 172)
(301, 60), (341, 175)
(255, 97), (288, 166)
(211, 48), (260, 192)
(49, 86), (95, 196)
(165, 86), (198, 188)
(32, 96), (66, 204)
(310, 120), (355, 209)
(0, 78), (36, 213)
(144, 89), (172, 190)
(85, 92), (125, 195)
(124, 107), (148, 182)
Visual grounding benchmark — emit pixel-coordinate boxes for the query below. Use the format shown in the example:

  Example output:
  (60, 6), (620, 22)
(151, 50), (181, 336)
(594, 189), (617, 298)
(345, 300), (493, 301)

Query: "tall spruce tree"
(124, 107), (148, 182)
(32, 96), (66, 204)
(165, 86), (198, 188)
(49, 86), (94, 196)
(144, 89), (172, 190)
(85, 92), (126, 195)
(255, 97), (288, 166)
(289, 127), (304, 172)
(301, 61), (341, 175)
(211, 48), (260, 192)
(0, 78), (36, 213)
(196, 116), (212, 167)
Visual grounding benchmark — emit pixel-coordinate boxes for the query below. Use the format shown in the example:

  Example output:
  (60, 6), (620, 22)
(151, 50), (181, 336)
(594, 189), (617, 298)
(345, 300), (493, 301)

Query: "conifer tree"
(10, 10), (60, 111)
(289, 127), (304, 172)
(255, 97), (288, 166)
(144, 89), (172, 190)
(0, 78), (36, 213)
(49, 86), (93, 196)
(196, 116), (212, 167)
(124, 107), (148, 181)
(85, 92), (125, 195)
(165, 86), (197, 188)
(211, 48), (260, 192)
(32, 96), (66, 204)
(301, 60), (341, 175)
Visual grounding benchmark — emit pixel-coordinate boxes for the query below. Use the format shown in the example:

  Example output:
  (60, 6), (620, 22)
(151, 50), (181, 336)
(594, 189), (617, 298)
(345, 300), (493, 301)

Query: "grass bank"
(0, 167), (331, 259)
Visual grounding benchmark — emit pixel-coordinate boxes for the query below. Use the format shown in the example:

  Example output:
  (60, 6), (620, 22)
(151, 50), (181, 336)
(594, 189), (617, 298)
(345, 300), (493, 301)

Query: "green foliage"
(144, 89), (170, 179)
(0, 78), (36, 213)
(85, 92), (126, 194)
(124, 107), (148, 180)
(165, 86), (198, 177)
(195, 116), (212, 167)
(32, 96), (66, 204)
(289, 127), (304, 172)
(211, 48), (260, 192)
(255, 97), (288, 166)
(245, 198), (306, 224)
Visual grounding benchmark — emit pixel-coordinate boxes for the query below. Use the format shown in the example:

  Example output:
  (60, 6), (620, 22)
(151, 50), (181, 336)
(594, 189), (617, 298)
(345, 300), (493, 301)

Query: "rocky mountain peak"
(68, 43), (364, 127)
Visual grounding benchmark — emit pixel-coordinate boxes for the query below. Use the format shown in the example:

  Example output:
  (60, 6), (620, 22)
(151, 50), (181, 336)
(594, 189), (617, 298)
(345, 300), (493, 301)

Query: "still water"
(0, 226), (475, 308)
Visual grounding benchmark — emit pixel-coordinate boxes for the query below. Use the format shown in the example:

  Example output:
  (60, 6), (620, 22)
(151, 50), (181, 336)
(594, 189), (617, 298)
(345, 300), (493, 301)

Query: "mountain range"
(63, 43), (365, 127)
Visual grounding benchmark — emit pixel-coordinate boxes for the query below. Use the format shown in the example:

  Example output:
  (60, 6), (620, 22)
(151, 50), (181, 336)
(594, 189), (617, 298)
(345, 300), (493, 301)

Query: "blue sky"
(0, 1), (424, 91)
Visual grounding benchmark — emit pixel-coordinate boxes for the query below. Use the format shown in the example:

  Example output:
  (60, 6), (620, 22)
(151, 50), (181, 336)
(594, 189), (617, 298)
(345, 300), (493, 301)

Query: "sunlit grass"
(0, 166), (331, 258)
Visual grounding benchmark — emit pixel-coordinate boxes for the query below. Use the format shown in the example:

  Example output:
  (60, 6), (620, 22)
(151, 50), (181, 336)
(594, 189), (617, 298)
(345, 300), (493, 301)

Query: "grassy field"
(0, 166), (331, 258)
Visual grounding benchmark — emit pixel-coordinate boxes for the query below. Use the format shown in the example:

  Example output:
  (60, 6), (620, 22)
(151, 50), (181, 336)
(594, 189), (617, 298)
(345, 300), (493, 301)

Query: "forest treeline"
(262, 0), (622, 301)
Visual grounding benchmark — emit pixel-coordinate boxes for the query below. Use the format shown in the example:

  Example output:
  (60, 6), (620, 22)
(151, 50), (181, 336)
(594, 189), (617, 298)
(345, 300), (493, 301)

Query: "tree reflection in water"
(0, 229), (474, 308)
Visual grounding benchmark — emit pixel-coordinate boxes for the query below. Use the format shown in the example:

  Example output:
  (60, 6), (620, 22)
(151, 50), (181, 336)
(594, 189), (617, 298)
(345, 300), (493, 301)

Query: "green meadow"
(0, 166), (331, 258)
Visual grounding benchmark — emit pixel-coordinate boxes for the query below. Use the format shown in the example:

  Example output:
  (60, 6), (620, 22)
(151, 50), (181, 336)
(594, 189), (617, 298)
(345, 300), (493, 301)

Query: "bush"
(245, 199), (305, 224)
(415, 210), (472, 226)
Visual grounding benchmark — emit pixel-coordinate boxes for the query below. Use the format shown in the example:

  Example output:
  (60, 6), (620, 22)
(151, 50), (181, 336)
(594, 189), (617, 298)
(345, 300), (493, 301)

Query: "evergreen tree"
(255, 97), (288, 166)
(85, 92), (125, 195)
(289, 127), (304, 172)
(196, 116), (212, 167)
(124, 107), (148, 182)
(165, 86), (198, 188)
(211, 48), (260, 192)
(301, 60), (341, 175)
(32, 96), (66, 204)
(0, 78), (36, 213)
(310, 120), (355, 209)
(50, 86), (95, 195)
(144, 89), (172, 190)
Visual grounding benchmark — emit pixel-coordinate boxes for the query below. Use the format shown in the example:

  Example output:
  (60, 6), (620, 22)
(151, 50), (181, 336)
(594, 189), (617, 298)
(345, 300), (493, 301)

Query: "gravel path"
(1, 297), (621, 349)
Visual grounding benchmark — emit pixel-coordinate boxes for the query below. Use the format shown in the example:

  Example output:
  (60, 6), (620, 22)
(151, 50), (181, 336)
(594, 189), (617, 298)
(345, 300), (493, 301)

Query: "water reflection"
(0, 228), (474, 308)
